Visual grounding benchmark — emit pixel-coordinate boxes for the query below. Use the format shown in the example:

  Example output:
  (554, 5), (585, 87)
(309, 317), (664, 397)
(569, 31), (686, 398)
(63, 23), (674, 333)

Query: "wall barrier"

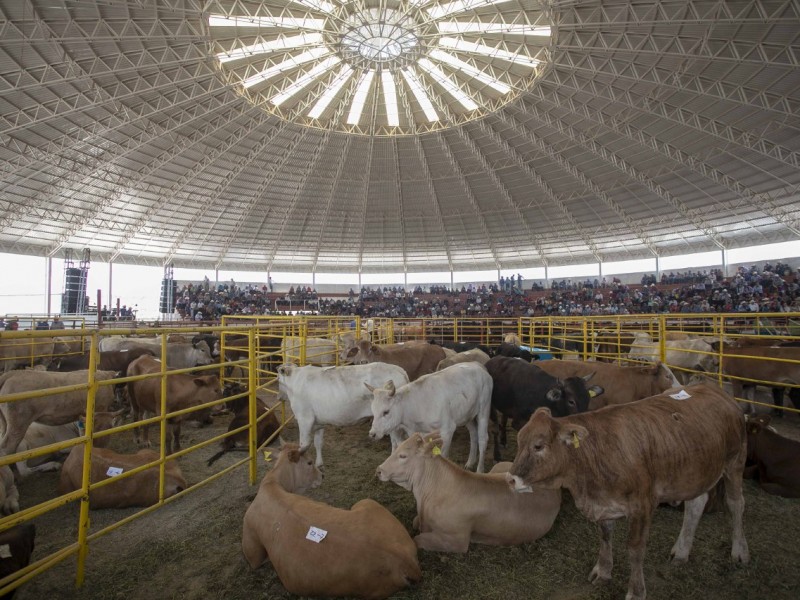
(0, 313), (799, 595)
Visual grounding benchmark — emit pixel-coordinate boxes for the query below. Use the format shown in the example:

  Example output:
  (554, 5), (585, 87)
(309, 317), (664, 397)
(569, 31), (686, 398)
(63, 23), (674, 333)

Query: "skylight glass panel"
(429, 49), (510, 94)
(382, 71), (400, 127)
(437, 37), (541, 68)
(271, 56), (341, 106)
(417, 58), (478, 111)
(400, 68), (439, 122)
(243, 47), (331, 88)
(208, 15), (326, 30)
(347, 70), (376, 125)
(308, 65), (354, 119)
(436, 22), (551, 36)
(290, 0), (337, 14)
(426, 0), (513, 20)
(216, 33), (324, 63)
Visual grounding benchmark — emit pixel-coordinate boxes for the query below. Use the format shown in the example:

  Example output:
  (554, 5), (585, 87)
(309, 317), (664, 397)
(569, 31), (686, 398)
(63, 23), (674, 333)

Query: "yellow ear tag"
(263, 450), (272, 462)
(432, 446), (441, 456)
(588, 389), (597, 398)
(572, 432), (580, 449)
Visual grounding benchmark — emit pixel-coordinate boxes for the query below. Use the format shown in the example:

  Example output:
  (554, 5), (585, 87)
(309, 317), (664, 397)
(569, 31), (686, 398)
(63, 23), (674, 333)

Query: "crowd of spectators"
(168, 262), (800, 321)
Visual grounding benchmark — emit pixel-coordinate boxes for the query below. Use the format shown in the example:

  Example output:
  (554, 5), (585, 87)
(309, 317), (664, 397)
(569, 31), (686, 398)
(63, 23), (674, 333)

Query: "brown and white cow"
(376, 433), (560, 553)
(126, 355), (220, 454)
(0, 369), (119, 457)
(242, 443), (421, 599)
(537, 360), (679, 410)
(58, 446), (186, 509)
(344, 339), (446, 381)
(744, 414), (800, 498)
(507, 384), (749, 600)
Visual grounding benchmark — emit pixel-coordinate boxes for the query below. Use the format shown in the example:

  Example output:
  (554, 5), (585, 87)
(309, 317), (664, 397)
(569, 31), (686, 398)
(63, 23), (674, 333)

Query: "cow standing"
(485, 356), (602, 461)
(368, 362), (492, 473)
(507, 384), (749, 600)
(242, 443), (421, 599)
(344, 340), (445, 381)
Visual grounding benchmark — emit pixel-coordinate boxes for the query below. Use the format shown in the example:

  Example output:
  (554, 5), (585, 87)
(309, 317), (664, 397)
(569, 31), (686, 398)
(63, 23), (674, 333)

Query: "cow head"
(367, 380), (400, 440)
(191, 375), (222, 425)
(507, 407), (589, 493)
(192, 340), (214, 366)
(276, 443), (323, 493)
(545, 373), (601, 417)
(745, 413), (772, 463)
(345, 340), (375, 365)
(276, 363), (298, 401)
(646, 362), (681, 391)
(376, 432), (441, 491)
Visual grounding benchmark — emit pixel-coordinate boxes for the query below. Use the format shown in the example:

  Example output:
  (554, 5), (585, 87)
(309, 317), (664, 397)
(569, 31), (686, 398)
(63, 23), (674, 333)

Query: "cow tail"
(206, 448), (226, 467)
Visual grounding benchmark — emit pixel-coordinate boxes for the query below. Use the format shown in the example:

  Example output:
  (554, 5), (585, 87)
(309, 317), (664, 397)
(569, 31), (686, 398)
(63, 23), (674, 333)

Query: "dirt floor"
(11, 392), (800, 600)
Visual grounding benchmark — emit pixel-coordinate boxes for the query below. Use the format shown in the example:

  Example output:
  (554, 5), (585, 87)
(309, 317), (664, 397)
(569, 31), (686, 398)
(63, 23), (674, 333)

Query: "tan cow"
(629, 338), (718, 383)
(345, 339), (446, 381)
(537, 360), (679, 410)
(58, 446), (186, 509)
(0, 337), (58, 372)
(376, 433), (560, 552)
(126, 355), (220, 454)
(436, 348), (490, 371)
(508, 384), (749, 600)
(0, 369), (119, 456)
(242, 444), (421, 599)
(720, 345), (800, 413)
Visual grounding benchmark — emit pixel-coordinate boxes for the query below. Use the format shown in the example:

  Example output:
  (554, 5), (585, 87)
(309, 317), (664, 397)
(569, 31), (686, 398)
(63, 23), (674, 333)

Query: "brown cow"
(0, 369), (119, 456)
(592, 330), (641, 362)
(538, 360), (679, 410)
(206, 383), (281, 466)
(344, 339), (445, 381)
(58, 446), (186, 509)
(52, 347), (155, 373)
(376, 433), (560, 552)
(744, 414), (800, 498)
(242, 444), (421, 599)
(508, 384), (749, 600)
(0, 465), (19, 515)
(126, 355), (220, 454)
(720, 345), (800, 414)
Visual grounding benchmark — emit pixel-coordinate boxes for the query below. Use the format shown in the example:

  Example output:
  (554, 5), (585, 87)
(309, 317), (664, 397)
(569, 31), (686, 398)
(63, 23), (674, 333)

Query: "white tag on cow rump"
(306, 526), (327, 543)
(106, 466), (124, 477)
(0, 544), (11, 559)
(670, 390), (691, 400)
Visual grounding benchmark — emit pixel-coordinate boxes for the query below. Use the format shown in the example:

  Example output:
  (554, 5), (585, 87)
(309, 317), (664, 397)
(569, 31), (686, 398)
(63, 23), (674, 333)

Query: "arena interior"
(1, 1), (799, 599)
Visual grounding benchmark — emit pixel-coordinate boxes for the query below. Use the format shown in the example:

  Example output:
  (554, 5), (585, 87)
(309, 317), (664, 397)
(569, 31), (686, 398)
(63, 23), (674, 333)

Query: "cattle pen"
(1, 314), (799, 599)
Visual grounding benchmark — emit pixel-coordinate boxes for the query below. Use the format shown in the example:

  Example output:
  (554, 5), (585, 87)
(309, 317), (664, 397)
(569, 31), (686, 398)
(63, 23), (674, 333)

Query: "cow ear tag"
(571, 432), (580, 449)
(588, 389), (597, 398)
(432, 446), (441, 456)
(263, 450), (272, 462)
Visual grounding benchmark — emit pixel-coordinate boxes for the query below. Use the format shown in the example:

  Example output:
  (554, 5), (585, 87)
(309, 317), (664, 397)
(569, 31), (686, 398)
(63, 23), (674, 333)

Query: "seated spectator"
(50, 315), (65, 330)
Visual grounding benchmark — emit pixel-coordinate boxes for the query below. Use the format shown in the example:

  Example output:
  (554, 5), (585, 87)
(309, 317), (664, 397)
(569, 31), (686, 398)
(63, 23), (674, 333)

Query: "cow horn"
(364, 382), (376, 393)
(384, 380), (396, 396)
(582, 372), (595, 383)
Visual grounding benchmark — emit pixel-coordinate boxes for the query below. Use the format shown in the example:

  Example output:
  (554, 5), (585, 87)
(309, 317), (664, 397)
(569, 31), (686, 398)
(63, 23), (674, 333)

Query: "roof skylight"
(209, 0), (550, 134)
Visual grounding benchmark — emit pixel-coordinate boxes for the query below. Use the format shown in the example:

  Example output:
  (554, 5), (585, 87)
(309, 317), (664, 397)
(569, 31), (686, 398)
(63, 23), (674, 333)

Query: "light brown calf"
(58, 446), (186, 509)
(242, 444), (421, 599)
(344, 339), (445, 381)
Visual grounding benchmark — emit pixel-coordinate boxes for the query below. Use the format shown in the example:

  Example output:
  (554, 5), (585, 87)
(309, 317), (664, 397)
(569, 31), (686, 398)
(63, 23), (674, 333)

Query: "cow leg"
(771, 387), (785, 417)
(313, 428), (324, 468)
(439, 428), (455, 460)
(296, 417), (316, 461)
(490, 410), (503, 462)
(463, 420), (478, 471)
(670, 493), (707, 562)
(475, 409), (489, 474)
(589, 520), (614, 585)
(0, 420), (29, 457)
(242, 526), (268, 569)
(625, 513), (652, 600)
(170, 421), (181, 454)
(722, 455), (749, 564)
(413, 531), (471, 553)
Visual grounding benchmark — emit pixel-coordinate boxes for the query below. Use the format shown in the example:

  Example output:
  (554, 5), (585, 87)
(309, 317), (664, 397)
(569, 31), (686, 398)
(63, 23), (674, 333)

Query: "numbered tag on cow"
(305, 526), (327, 543)
(106, 466), (123, 477)
(0, 544), (11, 559)
(670, 390), (692, 400)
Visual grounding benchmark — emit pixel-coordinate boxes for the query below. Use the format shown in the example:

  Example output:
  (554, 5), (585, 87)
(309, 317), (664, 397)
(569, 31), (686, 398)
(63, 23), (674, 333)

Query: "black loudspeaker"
(62, 268), (86, 313)
(160, 279), (178, 313)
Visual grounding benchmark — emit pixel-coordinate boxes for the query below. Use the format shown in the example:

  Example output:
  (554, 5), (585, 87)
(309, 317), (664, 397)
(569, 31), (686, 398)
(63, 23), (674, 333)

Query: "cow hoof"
(670, 552), (688, 565)
(588, 566), (611, 586)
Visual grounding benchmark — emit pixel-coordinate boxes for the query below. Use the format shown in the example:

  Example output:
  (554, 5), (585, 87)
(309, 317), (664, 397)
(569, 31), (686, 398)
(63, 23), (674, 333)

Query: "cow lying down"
(242, 444), (421, 599)
(58, 446), (186, 509)
(745, 413), (800, 498)
(376, 433), (560, 553)
(0, 522), (35, 598)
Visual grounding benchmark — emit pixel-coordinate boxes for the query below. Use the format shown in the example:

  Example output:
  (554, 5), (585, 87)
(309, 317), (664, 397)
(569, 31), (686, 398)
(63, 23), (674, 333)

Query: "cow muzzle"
(368, 429), (381, 440)
(506, 472), (533, 494)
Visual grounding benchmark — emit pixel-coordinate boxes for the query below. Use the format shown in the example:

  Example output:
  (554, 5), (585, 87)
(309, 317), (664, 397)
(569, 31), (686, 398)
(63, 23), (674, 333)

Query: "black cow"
(0, 523), (35, 600)
(428, 339), (493, 356)
(485, 356), (602, 461)
(495, 342), (534, 362)
(192, 334), (221, 358)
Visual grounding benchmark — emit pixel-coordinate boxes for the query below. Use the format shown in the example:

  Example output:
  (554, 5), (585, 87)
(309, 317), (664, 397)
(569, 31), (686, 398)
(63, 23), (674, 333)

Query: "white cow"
(282, 331), (368, 366)
(368, 362), (493, 473)
(277, 363), (410, 467)
(104, 339), (212, 370)
(629, 338), (718, 383)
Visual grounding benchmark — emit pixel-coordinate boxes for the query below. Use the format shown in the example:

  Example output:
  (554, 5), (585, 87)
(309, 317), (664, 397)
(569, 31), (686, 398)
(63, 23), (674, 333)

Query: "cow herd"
(0, 327), (799, 599)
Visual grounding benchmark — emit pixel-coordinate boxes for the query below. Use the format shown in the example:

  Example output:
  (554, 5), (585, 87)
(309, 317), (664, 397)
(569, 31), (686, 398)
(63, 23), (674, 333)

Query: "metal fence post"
(248, 327), (258, 485)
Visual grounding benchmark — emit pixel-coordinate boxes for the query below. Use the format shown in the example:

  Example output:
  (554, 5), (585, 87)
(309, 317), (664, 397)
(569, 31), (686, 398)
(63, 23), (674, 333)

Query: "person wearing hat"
(50, 315), (65, 330)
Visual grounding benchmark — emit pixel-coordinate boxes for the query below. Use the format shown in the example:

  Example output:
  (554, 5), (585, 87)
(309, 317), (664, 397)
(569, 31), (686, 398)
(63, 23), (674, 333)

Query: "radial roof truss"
(0, 0), (798, 273)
